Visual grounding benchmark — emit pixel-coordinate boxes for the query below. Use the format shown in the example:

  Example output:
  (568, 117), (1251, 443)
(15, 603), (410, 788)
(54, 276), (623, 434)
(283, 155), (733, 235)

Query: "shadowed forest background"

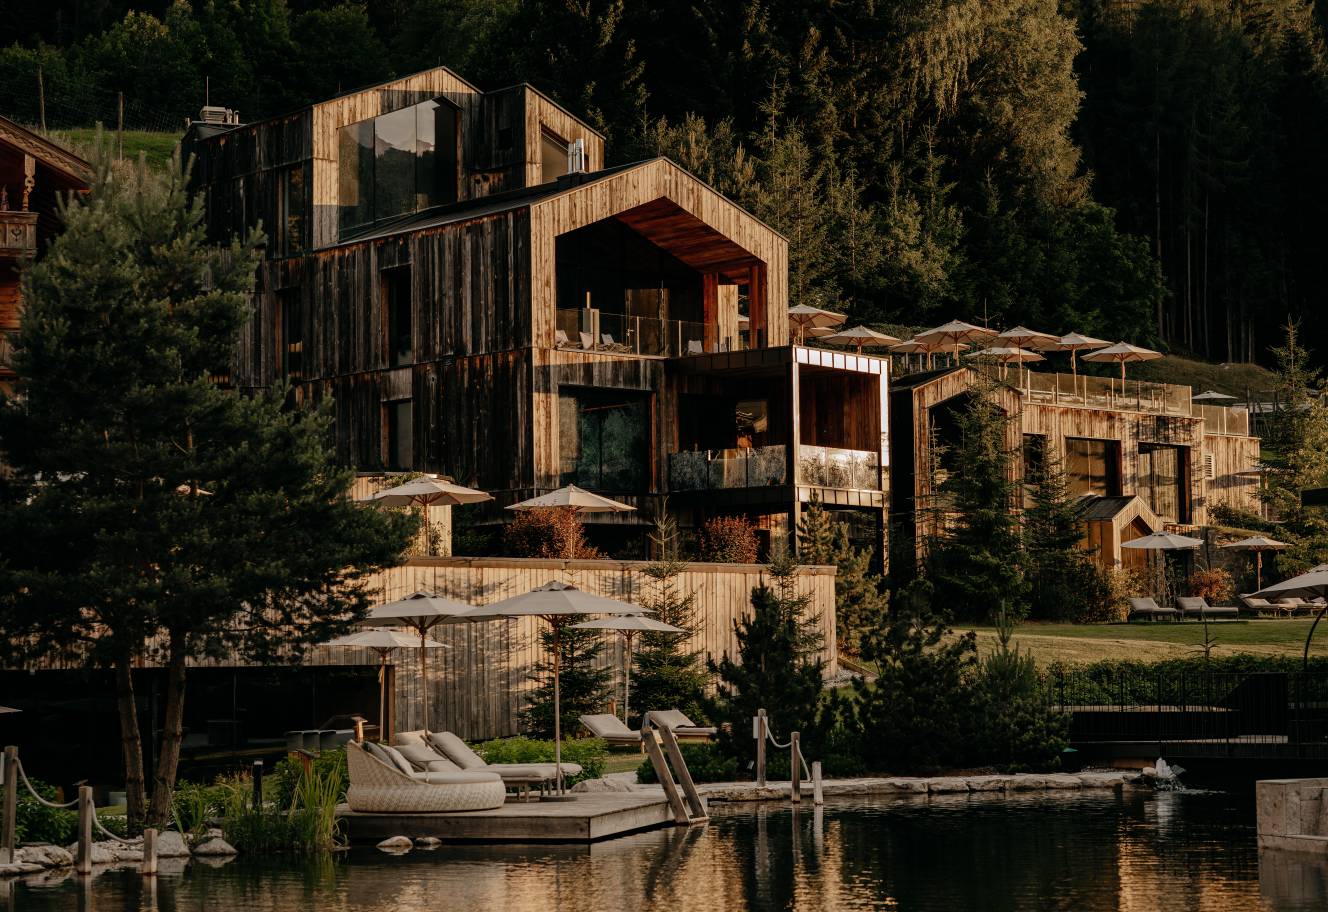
(4, 0), (1328, 367)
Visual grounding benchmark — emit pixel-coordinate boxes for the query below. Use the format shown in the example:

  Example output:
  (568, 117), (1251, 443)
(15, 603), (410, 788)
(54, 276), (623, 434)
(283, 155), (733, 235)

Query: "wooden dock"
(339, 793), (686, 843)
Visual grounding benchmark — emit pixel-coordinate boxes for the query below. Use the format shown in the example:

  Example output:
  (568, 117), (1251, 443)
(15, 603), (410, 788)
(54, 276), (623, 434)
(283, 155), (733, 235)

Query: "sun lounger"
(1176, 596), (1238, 621)
(646, 709), (717, 741)
(580, 713), (644, 750)
(1275, 598), (1311, 617)
(1127, 597), (1180, 622)
(1239, 595), (1277, 616)
(393, 730), (582, 785)
(347, 741), (505, 813)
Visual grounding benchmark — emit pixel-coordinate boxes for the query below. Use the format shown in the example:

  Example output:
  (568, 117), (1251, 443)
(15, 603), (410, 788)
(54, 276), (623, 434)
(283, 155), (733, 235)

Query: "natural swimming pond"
(9, 789), (1328, 911)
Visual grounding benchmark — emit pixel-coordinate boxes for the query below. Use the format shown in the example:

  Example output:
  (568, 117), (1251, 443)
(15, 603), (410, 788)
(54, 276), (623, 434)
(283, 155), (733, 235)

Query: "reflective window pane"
(374, 105), (417, 221)
(337, 120), (374, 231)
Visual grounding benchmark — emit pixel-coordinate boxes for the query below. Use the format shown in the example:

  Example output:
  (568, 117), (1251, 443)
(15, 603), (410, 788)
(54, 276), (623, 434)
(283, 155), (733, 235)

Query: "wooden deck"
(338, 793), (684, 843)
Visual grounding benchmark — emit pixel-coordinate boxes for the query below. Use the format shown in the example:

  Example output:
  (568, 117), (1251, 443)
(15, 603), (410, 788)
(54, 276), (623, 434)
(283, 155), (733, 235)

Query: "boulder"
(1041, 774), (1084, 790)
(192, 837), (238, 857)
(64, 841), (119, 865)
(571, 777), (635, 794)
(924, 778), (971, 794)
(16, 844), (74, 868)
(376, 836), (413, 853)
(0, 862), (46, 877)
(154, 830), (191, 858)
(965, 776), (1011, 793)
(414, 837), (442, 849)
(878, 778), (929, 793)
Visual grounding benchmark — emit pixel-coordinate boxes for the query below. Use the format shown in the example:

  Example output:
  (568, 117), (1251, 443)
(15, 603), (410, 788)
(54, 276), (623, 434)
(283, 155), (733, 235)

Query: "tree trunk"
(146, 633), (188, 825)
(114, 654), (147, 829)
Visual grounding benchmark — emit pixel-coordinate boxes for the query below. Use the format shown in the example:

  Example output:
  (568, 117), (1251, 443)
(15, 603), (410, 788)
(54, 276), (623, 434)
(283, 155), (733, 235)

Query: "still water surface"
(9, 789), (1328, 911)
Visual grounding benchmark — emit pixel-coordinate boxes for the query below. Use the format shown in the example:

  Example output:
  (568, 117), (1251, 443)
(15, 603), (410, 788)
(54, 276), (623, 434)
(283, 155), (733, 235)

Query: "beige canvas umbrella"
(572, 616), (685, 723)
(1222, 535), (1288, 590)
(995, 326), (1058, 351)
(1080, 341), (1163, 380)
(461, 582), (645, 792)
(324, 628), (448, 742)
(914, 319), (997, 349)
(356, 591), (474, 733)
(1123, 532), (1203, 605)
(1254, 570), (1328, 669)
(360, 474), (492, 508)
(821, 325), (902, 352)
(505, 484), (636, 514)
(786, 304), (847, 343)
(1193, 390), (1238, 404)
(965, 345), (1046, 385)
(1045, 332), (1110, 381)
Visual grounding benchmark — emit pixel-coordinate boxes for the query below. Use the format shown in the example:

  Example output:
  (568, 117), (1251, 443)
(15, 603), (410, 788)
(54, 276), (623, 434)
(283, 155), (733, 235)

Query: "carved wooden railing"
(0, 210), (37, 258)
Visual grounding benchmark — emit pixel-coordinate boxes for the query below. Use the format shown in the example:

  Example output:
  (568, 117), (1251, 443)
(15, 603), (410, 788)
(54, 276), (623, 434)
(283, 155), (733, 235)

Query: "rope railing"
(14, 755), (78, 809)
(764, 725), (812, 782)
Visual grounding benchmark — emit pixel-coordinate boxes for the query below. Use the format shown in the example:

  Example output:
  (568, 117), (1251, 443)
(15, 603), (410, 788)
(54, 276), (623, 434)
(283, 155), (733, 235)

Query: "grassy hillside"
(963, 620), (1316, 665)
(1130, 354), (1275, 398)
(39, 128), (181, 171)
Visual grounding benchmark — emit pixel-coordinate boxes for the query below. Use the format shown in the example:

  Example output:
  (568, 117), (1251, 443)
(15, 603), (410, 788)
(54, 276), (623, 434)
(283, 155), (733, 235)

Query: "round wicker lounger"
(345, 741), (507, 813)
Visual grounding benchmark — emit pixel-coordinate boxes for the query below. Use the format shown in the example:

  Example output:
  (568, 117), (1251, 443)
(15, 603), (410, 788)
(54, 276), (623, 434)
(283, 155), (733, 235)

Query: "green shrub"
(477, 737), (607, 785)
(696, 515), (759, 563)
(220, 755), (346, 853)
(968, 643), (1068, 771)
(268, 748), (348, 811)
(1, 778), (76, 844)
(171, 778), (229, 836)
(636, 743), (738, 784)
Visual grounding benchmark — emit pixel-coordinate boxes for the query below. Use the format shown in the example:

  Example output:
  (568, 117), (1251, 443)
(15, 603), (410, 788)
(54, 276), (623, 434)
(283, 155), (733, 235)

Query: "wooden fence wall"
(304, 556), (836, 739)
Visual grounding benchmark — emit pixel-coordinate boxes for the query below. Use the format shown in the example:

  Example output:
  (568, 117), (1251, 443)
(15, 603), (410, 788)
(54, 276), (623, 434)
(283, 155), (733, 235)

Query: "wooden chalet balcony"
(1021, 370), (1191, 417)
(555, 308), (741, 357)
(0, 210), (37, 258)
(668, 445), (787, 491)
(797, 444), (881, 489)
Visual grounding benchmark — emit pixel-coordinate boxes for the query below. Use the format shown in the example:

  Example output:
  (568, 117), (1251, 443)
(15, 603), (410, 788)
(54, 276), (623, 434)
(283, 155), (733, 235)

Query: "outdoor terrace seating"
(1175, 597), (1239, 621)
(1127, 597), (1181, 622)
(580, 713), (644, 749)
(393, 730), (582, 787)
(345, 741), (506, 813)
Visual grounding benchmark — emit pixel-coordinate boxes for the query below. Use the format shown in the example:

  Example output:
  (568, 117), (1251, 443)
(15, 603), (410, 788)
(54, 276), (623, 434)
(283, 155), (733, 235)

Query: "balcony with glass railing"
(555, 308), (744, 358)
(797, 445), (881, 489)
(668, 445), (788, 491)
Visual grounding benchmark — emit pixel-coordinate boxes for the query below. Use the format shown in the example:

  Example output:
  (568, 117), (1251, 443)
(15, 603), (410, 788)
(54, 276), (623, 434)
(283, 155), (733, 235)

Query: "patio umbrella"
(505, 484), (636, 514)
(1221, 535), (1288, 590)
(323, 628), (448, 742)
(965, 345), (1045, 383)
(914, 319), (997, 350)
(787, 304), (847, 343)
(0, 706), (19, 713)
(460, 582), (645, 792)
(571, 615), (685, 724)
(1254, 570), (1328, 670)
(1123, 532), (1203, 605)
(360, 474), (492, 508)
(1080, 341), (1163, 380)
(821, 325), (902, 352)
(1045, 332), (1110, 380)
(356, 591), (474, 733)
(1193, 390), (1238, 404)
(995, 326), (1058, 351)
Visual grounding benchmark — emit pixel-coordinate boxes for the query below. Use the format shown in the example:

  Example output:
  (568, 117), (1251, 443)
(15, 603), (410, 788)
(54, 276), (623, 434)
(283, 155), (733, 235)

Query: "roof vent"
(198, 106), (241, 125)
(567, 139), (587, 174)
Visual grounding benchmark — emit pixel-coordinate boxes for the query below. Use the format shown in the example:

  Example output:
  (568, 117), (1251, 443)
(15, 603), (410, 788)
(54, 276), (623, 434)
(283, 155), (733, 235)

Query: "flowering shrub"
(696, 515), (759, 563)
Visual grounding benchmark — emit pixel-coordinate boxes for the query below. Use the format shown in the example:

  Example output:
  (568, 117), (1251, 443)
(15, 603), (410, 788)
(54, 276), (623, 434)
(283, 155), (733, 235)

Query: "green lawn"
(43, 128), (182, 171)
(960, 619), (1321, 665)
(1131, 354), (1274, 398)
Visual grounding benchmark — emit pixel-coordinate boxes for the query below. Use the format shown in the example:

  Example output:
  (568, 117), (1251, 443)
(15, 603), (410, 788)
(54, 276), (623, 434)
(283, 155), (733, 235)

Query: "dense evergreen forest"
(4, 1), (1328, 366)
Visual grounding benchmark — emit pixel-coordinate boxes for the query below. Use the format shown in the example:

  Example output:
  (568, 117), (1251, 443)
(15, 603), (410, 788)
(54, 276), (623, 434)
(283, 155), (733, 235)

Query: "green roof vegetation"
(1131, 354), (1275, 399)
(41, 128), (181, 172)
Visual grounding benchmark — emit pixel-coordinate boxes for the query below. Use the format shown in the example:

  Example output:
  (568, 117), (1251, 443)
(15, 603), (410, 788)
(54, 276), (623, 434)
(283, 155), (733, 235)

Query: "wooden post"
(1, 746), (17, 865)
(117, 92), (124, 160)
(141, 828), (158, 876)
(643, 731), (689, 825)
(755, 710), (767, 787)
(812, 760), (824, 806)
(76, 786), (94, 875)
(37, 67), (46, 132)
(791, 731), (801, 804)
(251, 760), (263, 810)
(354, 718), (365, 743)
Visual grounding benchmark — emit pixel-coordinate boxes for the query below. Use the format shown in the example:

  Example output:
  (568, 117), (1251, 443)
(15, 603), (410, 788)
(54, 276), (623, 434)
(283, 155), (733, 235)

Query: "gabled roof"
(0, 115), (91, 188)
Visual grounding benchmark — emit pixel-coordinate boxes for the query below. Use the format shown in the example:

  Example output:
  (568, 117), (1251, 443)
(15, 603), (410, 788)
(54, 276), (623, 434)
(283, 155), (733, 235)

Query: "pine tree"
(798, 494), (889, 657)
(0, 145), (417, 827)
(927, 373), (1028, 622)
(1023, 450), (1105, 621)
(630, 503), (710, 722)
(705, 555), (826, 764)
(521, 625), (612, 740)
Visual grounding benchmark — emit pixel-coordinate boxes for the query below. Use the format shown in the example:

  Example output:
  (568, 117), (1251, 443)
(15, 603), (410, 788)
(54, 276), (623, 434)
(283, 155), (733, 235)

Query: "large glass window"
(280, 166), (306, 256)
(277, 288), (303, 380)
(337, 98), (459, 237)
(1065, 437), (1121, 498)
(542, 130), (569, 183)
(558, 388), (648, 492)
(1139, 443), (1189, 523)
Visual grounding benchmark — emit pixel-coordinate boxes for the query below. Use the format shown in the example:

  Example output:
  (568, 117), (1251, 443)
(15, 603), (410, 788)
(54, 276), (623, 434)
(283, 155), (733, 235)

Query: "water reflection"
(9, 790), (1327, 911)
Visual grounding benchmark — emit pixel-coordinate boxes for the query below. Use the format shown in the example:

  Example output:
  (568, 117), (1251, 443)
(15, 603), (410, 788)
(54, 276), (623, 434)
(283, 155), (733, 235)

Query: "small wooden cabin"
(0, 116), (90, 393)
(185, 67), (888, 560)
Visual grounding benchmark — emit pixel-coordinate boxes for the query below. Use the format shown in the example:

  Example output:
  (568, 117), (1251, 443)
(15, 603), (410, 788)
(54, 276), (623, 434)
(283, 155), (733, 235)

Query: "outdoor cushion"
(408, 770), (504, 785)
(430, 731), (487, 770)
(650, 709), (717, 734)
(395, 741), (462, 773)
(379, 744), (419, 777)
(363, 741), (395, 768)
(393, 730), (427, 746)
(581, 713), (640, 740)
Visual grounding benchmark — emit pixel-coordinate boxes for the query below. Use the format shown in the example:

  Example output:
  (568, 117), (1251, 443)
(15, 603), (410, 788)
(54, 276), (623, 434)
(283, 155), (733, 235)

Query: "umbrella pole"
(623, 631), (634, 725)
(419, 626), (430, 734)
(552, 618), (563, 794)
(1256, 552), (1263, 591)
(379, 650), (388, 743)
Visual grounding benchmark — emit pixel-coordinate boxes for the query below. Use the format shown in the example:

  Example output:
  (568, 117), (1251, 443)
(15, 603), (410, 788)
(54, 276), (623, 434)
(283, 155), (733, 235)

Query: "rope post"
(252, 760), (263, 811)
(76, 786), (94, 875)
(1, 746), (16, 865)
(141, 828), (158, 876)
(756, 709), (767, 788)
(791, 732), (801, 804)
(812, 760), (824, 806)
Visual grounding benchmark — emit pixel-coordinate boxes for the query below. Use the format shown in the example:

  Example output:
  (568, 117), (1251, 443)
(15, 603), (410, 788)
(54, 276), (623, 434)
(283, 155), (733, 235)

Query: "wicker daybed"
(345, 741), (506, 813)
